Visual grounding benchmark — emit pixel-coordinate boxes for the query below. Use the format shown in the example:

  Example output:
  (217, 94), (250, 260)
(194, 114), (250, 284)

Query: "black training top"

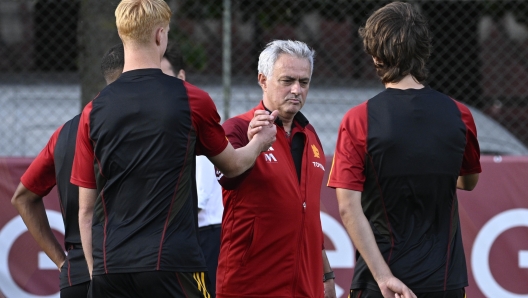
(71, 69), (228, 275)
(328, 86), (481, 293)
(21, 114), (90, 289)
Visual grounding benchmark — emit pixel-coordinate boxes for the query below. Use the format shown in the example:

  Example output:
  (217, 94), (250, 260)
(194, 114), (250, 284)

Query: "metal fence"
(1, 0), (528, 157)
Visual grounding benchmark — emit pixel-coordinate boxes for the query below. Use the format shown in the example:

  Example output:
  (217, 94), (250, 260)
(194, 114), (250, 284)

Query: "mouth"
(287, 98), (301, 104)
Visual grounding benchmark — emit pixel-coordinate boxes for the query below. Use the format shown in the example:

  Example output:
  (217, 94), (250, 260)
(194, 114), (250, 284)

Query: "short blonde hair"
(115, 0), (171, 44)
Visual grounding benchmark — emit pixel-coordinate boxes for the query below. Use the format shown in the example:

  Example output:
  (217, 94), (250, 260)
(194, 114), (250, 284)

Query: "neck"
(280, 116), (294, 136)
(122, 43), (162, 72)
(282, 119), (292, 131)
(385, 74), (424, 90)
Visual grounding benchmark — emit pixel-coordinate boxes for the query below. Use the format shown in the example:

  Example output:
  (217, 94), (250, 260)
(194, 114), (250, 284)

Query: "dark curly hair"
(359, 2), (431, 84)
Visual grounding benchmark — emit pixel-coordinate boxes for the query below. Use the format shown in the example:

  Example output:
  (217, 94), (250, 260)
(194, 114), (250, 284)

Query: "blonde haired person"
(115, 0), (171, 44)
(72, 0), (277, 297)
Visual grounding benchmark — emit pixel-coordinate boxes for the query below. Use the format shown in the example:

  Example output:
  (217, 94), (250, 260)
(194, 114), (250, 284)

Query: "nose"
(291, 81), (301, 95)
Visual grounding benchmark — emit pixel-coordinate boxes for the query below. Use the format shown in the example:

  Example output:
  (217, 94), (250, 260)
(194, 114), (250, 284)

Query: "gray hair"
(257, 40), (315, 78)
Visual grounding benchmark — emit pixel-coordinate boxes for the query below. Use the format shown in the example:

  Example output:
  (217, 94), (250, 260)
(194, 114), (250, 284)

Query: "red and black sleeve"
(20, 125), (63, 196)
(453, 100), (482, 175)
(217, 117), (251, 190)
(70, 101), (97, 189)
(327, 102), (368, 191)
(185, 82), (229, 157)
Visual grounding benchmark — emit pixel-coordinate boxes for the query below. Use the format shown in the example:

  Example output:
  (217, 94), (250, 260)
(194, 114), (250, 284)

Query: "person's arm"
(457, 173), (479, 190)
(336, 188), (416, 298)
(209, 110), (278, 178)
(79, 187), (97, 278)
(322, 249), (337, 298)
(453, 101), (481, 192)
(11, 183), (66, 271)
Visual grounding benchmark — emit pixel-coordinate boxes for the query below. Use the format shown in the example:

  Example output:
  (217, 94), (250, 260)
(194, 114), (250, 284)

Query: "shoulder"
(223, 109), (256, 128)
(183, 81), (211, 99)
(305, 123), (325, 152)
(223, 115), (250, 134)
(62, 114), (81, 130)
(449, 97), (472, 115)
(305, 123), (322, 140)
(342, 101), (368, 123)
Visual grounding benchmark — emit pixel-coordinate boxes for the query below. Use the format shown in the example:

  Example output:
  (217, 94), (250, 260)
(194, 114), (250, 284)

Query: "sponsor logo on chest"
(312, 161), (325, 171)
(262, 145), (324, 171)
(263, 146), (278, 163)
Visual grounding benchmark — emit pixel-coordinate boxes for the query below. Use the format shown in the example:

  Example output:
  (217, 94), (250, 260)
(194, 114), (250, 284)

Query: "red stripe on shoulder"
(71, 101), (97, 188)
(450, 98), (482, 175)
(327, 101), (368, 191)
(184, 82), (228, 157)
(20, 123), (64, 196)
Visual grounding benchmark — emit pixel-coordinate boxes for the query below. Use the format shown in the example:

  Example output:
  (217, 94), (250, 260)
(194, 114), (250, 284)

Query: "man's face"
(259, 54), (311, 119)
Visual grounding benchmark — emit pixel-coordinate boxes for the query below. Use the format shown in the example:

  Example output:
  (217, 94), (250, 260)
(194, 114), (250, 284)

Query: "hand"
(323, 279), (337, 298)
(251, 114), (278, 152)
(247, 110), (278, 141)
(378, 276), (416, 298)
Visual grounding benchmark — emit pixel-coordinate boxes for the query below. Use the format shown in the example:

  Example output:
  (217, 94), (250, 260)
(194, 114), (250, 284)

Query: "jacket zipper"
(292, 133), (309, 296)
(292, 201), (306, 295)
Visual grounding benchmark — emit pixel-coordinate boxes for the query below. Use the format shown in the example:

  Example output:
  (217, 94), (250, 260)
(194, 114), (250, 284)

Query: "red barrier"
(1, 156), (527, 298)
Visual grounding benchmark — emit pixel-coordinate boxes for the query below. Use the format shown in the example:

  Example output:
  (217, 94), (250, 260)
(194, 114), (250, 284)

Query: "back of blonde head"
(116, 0), (171, 45)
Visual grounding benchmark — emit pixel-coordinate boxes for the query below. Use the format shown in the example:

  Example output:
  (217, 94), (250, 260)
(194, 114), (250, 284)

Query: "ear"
(258, 73), (267, 90)
(155, 27), (163, 46)
(177, 69), (186, 81)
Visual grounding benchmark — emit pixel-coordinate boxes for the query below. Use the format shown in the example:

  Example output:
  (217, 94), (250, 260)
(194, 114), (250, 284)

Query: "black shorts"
(198, 224), (222, 296)
(350, 288), (465, 298)
(90, 271), (213, 298)
(60, 281), (90, 298)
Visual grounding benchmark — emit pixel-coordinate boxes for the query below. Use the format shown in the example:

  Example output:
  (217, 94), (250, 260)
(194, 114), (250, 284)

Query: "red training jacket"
(217, 102), (326, 298)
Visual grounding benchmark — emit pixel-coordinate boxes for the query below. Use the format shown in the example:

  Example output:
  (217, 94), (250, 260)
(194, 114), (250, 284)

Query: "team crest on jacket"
(311, 144), (320, 158)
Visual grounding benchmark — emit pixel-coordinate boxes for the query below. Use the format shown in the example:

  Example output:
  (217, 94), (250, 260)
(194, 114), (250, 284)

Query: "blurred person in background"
(10, 43), (124, 298)
(161, 42), (185, 80)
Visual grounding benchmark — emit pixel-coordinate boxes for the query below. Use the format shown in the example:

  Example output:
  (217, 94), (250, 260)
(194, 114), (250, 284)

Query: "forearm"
(215, 111), (277, 178)
(79, 210), (93, 276)
(322, 249), (337, 298)
(21, 201), (65, 268)
(322, 249), (332, 273)
(12, 191), (65, 270)
(337, 189), (393, 284)
(79, 187), (96, 277)
(345, 211), (392, 282)
(456, 173), (479, 190)
(210, 141), (261, 179)
(229, 140), (262, 176)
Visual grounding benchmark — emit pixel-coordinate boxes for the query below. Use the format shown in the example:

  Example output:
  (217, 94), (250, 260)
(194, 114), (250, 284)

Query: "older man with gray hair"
(216, 39), (336, 298)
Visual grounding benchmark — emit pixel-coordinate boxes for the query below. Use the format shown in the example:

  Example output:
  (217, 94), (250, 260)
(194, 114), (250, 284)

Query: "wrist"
(323, 271), (335, 282)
